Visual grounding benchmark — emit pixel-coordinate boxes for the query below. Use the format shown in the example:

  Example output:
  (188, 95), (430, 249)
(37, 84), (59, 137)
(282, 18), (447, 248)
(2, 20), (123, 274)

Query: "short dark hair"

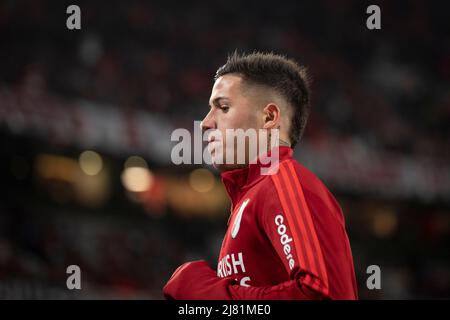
(214, 51), (310, 149)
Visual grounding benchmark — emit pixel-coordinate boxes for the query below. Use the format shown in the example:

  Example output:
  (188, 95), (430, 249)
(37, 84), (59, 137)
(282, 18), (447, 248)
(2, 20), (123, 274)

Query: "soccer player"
(163, 52), (358, 300)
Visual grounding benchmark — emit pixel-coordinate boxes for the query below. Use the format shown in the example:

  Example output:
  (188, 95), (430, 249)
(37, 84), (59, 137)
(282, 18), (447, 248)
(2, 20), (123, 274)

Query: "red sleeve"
(253, 172), (330, 299)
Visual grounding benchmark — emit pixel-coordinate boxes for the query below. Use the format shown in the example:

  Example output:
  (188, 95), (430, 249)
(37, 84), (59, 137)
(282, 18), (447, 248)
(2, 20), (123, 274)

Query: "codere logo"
(275, 214), (295, 270)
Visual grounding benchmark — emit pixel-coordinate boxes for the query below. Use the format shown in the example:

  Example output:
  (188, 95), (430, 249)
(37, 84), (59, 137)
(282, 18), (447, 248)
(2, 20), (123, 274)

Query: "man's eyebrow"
(209, 96), (230, 107)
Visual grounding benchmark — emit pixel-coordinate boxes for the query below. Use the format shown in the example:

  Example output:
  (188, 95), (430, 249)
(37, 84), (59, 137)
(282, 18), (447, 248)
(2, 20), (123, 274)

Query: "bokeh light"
(121, 156), (153, 192)
(79, 150), (103, 176)
(189, 168), (215, 193)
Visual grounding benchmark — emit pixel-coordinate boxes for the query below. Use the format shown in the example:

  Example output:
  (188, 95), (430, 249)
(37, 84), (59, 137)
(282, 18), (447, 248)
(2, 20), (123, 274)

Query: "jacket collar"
(220, 146), (293, 208)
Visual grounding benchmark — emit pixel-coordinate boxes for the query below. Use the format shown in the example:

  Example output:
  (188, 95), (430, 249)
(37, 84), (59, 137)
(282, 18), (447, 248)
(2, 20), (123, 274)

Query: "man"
(163, 52), (358, 299)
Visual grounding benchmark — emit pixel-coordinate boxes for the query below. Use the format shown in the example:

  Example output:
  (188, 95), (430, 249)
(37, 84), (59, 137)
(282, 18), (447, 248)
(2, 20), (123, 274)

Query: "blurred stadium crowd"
(0, 0), (449, 299)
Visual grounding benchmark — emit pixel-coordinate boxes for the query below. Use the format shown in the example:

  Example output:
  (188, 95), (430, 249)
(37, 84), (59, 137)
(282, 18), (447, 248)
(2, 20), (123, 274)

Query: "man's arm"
(163, 260), (326, 300)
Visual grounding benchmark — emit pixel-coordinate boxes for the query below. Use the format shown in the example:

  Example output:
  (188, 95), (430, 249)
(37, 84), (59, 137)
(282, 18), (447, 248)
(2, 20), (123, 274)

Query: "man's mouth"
(207, 137), (220, 156)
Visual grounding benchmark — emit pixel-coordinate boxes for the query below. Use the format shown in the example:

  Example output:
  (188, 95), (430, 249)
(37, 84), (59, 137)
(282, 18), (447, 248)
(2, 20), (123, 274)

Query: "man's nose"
(200, 111), (216, 132)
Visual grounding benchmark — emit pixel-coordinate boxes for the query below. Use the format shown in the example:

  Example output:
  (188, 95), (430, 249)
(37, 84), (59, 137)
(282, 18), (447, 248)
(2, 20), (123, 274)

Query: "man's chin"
(211, 161), (247, 173)
(209, 151), (248, 172)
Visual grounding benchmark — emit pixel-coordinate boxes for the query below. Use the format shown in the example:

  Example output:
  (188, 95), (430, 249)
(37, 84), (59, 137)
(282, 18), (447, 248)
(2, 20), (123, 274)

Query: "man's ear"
(262, 103), (281, 129)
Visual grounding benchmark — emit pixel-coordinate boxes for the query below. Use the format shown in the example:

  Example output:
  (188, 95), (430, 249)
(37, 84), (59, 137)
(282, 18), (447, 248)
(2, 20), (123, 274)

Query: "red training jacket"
(163, 146), (358, 300)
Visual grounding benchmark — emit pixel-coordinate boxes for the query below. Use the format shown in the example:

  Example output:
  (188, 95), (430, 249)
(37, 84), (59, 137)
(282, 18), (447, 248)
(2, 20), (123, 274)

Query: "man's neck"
(278, 139), (290, 147)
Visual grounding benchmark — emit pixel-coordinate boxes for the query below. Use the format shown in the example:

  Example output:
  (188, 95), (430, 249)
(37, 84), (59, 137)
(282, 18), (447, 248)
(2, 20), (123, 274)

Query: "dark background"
(0, 0), (449, 299)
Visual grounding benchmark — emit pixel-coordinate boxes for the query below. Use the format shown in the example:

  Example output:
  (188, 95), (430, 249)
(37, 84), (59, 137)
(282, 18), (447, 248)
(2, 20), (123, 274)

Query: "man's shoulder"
(250, 159), (304, 200)
(255, 158), (341, 213)
(249, 159), (346, 229)
(258, 158), (316, 186)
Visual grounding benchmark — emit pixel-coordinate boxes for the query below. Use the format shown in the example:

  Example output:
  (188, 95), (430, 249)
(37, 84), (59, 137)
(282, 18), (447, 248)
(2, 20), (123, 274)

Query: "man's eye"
(220, 105), (229, 112)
